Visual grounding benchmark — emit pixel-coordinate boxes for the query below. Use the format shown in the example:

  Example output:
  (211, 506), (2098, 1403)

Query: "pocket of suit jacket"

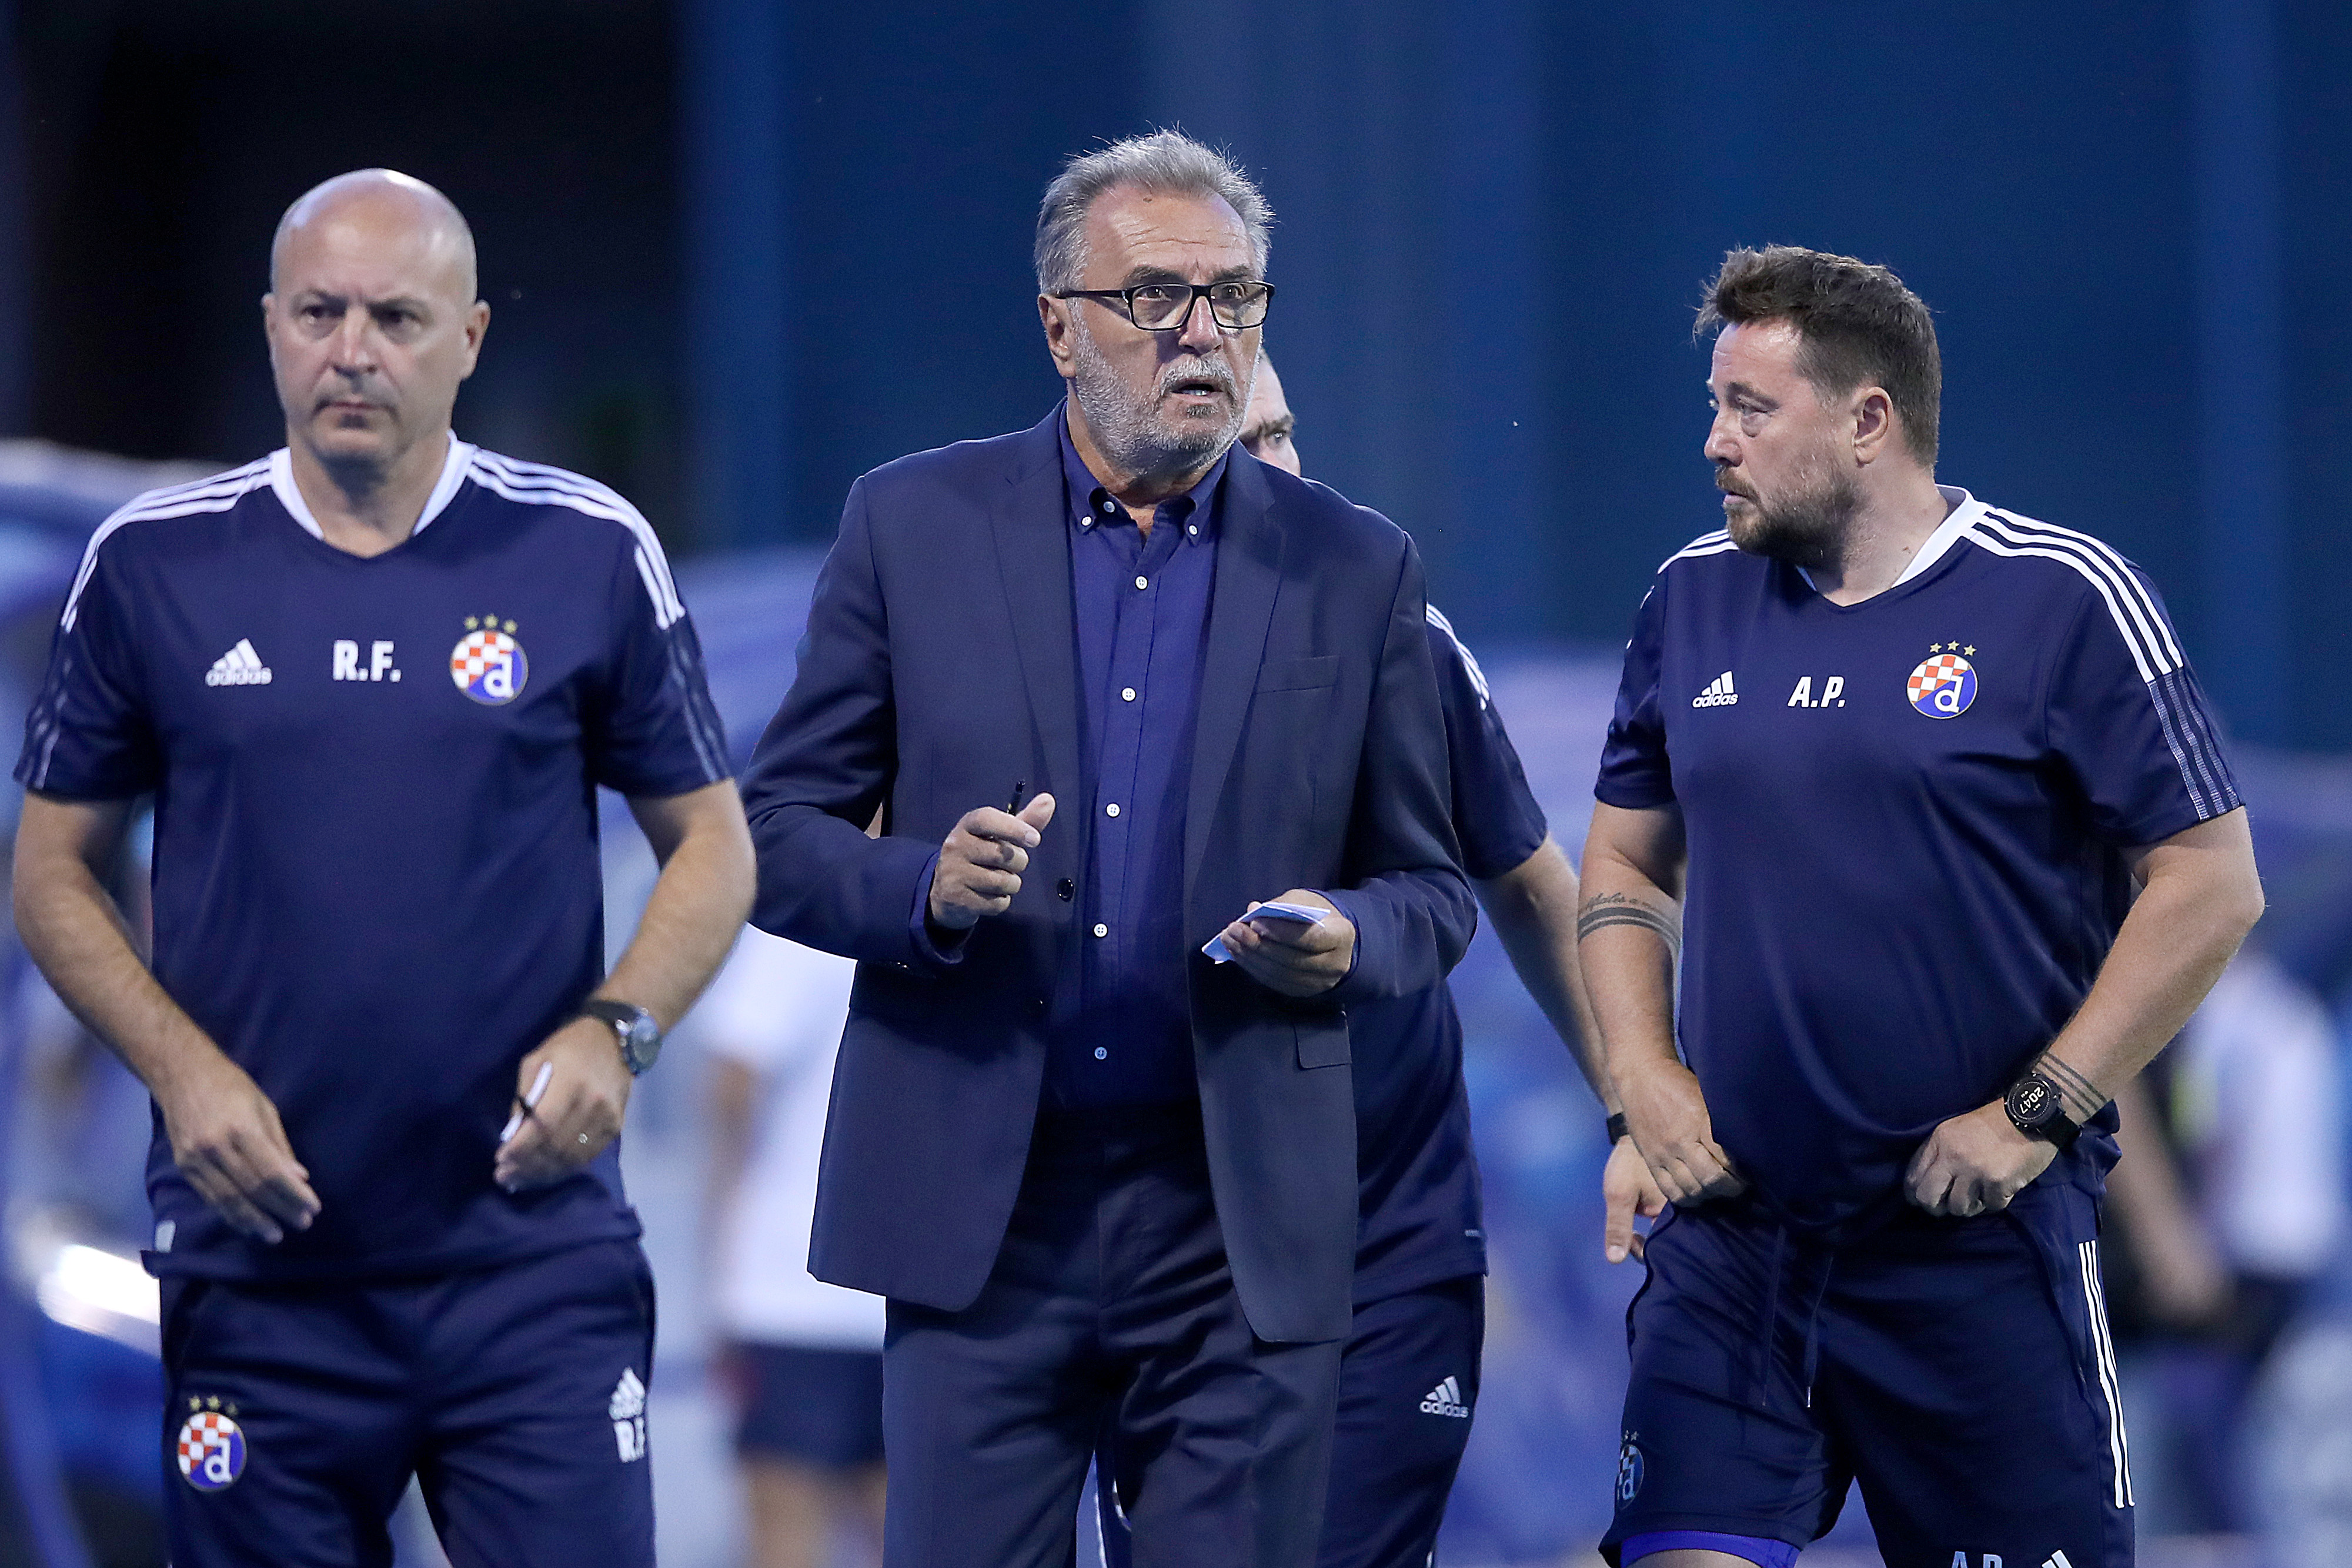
(1294, 1014), (1350, 1068)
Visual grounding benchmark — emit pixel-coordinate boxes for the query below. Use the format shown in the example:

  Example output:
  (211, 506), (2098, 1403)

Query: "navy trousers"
(161, 1238), (657, 1568)
(1601, 1183), (2133, 1568)
(884, 1103), (1342, 1568)
(1099, 1273), (1485, 1568)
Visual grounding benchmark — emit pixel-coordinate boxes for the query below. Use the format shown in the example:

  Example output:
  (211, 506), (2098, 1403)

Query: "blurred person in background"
(2103, 944), (2344, 1536)
(1581, 246), (2262, 1568)
(739, 131), (1471, 1568)
(701, 926), (883, 1568)
(1095, 355), (1665, 1568)
(9, 169), (753, 1567)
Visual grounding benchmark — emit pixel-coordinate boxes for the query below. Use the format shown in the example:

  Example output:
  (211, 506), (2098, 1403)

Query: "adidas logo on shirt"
(1691, 670), (1738, 708)
(203, 639), (273, 687)
(1419, 1376), (1472, 1419)
(609, 1368), (648, 1462)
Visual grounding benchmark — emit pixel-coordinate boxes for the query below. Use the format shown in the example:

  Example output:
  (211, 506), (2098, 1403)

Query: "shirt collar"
(1890, 486), (1983, 587)
(1794, 484), (1983, 594)
(269, 434), (475, 541)
(1058, 403), (1227, 544)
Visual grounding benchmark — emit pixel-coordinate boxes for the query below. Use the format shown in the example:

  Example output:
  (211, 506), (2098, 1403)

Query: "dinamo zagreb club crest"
(450, 617), (528, 706)
(1907, 650), (1977, 719)
(176, 1408), (247, 1491)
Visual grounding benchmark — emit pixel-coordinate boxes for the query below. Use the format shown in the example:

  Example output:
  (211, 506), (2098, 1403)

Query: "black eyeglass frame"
(1051, 280), (1275, 332)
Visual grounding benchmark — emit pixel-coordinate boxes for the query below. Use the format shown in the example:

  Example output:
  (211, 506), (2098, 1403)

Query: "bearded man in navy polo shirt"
(1581, 246), (2263, 1568)
(12, 169), (753, 1567)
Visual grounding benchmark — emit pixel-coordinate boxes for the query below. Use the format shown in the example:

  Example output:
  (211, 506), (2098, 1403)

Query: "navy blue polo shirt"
(1347, 606), (1548, 1303)
(17, 439), (730, 1281)
(1596, 487), (2240, 1229)
(1048, 418), (1225, 1108)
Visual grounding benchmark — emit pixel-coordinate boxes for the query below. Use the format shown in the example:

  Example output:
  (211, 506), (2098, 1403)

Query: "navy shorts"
(1096, 1273), (1484, 1568)
(726, 1341), (886, 1469)
(1601, 1183), (2133, 1568)
(161, 1238), (656, 1568)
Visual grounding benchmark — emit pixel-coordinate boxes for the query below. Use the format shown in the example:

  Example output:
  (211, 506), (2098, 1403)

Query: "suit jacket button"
(1056, 878), (1075, 900)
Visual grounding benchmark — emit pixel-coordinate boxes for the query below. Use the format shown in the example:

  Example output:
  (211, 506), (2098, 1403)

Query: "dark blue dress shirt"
(1050, 414), (1225, 1107)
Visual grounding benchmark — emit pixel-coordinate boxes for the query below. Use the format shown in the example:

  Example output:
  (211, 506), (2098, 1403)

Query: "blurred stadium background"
(2, 3), (2350, 1565)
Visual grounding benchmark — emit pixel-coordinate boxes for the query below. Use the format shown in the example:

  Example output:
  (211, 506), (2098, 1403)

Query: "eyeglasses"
(1053, 280), (1274, 332)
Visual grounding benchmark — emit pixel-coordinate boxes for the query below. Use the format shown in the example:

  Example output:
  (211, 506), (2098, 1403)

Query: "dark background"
(4, 0), (2347, 743)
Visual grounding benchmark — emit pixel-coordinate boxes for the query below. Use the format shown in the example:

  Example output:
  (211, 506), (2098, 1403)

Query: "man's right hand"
(1602, 1132), (1669, 1262)
(156, 1050), (320, 1245)
(928, 794), (1057, 930)
(1616, 1055), (1747, 1206)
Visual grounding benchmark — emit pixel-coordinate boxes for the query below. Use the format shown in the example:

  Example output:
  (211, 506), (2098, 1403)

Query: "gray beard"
(1726, 462), (1859, 572)
(1067, 317), (1246, 482)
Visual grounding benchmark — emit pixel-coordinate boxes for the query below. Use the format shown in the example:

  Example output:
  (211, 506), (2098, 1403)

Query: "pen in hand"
(1007, 780), (1027, 814)
(498, 1061), (555, 1145)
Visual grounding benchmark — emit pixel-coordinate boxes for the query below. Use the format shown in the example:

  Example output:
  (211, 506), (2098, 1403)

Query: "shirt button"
(1056, 878), (1075, 900)
(1121, 687), (1136, 702)
(1100, 498), (1117, 514)
(1094, 1047), (1108, 1060)
(1105, 803), (1120, 817)
(1093, 923), (1108, 938)
(1134, 576), (1148, 590)
(1187, 523), (1198, 535)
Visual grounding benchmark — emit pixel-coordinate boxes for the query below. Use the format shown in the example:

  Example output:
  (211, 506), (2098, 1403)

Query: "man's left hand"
(1219, 889), (1355, 998)
(1904, 1100), (2058, 1218)
(493, 1015), (634, 1191)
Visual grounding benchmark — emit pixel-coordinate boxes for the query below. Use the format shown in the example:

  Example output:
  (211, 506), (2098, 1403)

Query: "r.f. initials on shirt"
(331, 640), (402, 683)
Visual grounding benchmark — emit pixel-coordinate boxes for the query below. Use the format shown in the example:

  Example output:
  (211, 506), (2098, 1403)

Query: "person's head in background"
(1238, 353), (1299, 476)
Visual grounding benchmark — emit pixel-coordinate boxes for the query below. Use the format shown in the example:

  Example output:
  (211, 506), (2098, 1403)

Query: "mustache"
(1157, 358), (1238, 397)
(1715, 466), (1755, 500)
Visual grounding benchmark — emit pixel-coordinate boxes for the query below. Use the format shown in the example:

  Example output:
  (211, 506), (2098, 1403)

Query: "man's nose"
(1702, 415), (1739, 466)
(329, 306), (377, 372)
(1175, 292), (1224, 350)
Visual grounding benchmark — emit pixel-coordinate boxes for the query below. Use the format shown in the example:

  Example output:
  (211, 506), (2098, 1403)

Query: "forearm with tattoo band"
(1575, 891), (1681, 954)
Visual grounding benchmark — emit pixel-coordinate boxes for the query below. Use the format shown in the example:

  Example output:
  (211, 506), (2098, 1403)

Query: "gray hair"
(1034, 131), (1272, 295)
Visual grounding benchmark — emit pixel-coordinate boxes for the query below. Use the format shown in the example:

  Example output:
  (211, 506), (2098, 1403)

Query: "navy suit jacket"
(740, 409), (1473, 1344)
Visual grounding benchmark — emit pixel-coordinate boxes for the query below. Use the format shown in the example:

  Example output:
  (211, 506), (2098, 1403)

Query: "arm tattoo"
(1576, 892), (1681, 955)
(2032, 1052), (2108, 1122)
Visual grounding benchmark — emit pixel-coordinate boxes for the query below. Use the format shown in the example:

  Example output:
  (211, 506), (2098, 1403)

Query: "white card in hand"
(1201, 901), (1328, 964)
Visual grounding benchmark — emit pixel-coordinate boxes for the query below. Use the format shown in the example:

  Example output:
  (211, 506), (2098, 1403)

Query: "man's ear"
(1040, 295), (1079, 382)
(1851, 386), (1895, 466)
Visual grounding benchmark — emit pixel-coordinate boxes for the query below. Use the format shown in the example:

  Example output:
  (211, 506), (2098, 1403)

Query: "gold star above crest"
(464, 616), (479, 630)
(1929, 643), (1943, 653)
(188, 1397), (201, 1412)
(502, 620), (517, 633)
(205, 1396), (220, 1410)
(1963, 645), (1976, 656)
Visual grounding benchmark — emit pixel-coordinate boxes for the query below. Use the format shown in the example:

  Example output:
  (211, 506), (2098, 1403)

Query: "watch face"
(2009, 1075), (2057, 1125)
(620, 1016), (662, 1073)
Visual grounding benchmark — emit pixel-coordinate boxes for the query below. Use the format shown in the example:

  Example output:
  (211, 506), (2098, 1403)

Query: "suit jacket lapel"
(990, 412), (1084, 813)
(1184, 453), (1284, 911)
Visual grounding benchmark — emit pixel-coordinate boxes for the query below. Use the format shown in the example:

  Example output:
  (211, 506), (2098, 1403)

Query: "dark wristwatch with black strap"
(580, 999), (663, 1076)
(2003, 1069), (2081, 1151)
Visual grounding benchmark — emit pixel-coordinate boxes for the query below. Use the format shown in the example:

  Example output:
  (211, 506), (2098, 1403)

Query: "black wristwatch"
(1606, 1112), (1631, 1145)
(2003, 1070), (2081, 1151)
(580, 999), (663, 1076)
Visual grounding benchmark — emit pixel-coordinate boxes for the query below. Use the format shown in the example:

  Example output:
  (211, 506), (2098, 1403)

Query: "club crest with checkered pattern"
(176, 1405), (248, 1491)
(1907, 648), (1977, 718)
(451, 616), (529, 705)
